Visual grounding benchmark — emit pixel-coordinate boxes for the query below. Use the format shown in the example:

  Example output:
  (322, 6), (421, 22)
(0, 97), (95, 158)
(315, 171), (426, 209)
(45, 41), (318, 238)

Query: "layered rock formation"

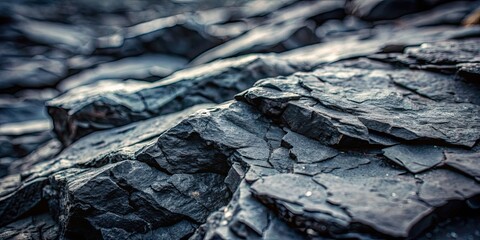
(1, 0), (480, 239)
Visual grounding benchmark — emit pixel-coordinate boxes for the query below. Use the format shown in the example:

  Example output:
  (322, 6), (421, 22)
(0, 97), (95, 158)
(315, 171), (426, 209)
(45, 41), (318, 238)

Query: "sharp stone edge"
(1, 0), (480, 239)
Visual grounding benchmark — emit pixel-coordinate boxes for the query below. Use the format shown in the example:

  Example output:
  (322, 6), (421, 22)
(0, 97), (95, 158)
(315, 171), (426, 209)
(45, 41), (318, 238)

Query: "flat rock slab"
(239, 68), (480, 147)
(382, 144), (444, 173)
(47, 55), (296, 145)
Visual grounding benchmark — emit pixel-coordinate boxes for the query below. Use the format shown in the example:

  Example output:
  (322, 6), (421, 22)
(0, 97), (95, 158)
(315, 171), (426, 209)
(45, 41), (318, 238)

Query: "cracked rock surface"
(1, 0), (480, 239)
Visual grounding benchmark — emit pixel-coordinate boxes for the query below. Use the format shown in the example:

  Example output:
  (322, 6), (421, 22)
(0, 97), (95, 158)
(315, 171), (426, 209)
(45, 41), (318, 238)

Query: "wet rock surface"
(1, 0), (480, 239)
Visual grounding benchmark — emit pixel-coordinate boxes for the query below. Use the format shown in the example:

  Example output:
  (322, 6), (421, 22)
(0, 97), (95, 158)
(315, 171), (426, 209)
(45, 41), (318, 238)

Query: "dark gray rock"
(192, 180), (306, 240)
(191, 20), (320, 65)
(390, 39), (480, 79)
(97, 13), (224, 59)
(0, 104), (210, 228)
(2, 2), (480, 239)
(49, 160), (229, 239)
(457, 62), (480, 82)
(0, 56), (67, 91)
(444, 151), (480, 181)
(57, 54), (187, 91)
(0, 213), (59, 240)
(239, 70), (480, 147)
(47, 55), (296, 145)
(405, 39), (480, 65)
(191, 0), (347, 65)
(282, 130), (338, 164)
(347, 0), (460, 21)
(382, 144), (444, 173)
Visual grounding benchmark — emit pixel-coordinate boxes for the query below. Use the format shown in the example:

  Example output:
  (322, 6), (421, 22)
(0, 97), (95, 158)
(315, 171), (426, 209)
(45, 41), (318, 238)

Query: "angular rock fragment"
(0, 213), (58, 240)
(13, 20), (94, 55)
(192, 180), (306, 240)
(239, 70), (480, 147)
(416, 169), (480, 207)
(49, 160), (229, 239)
(48, 55), (296, 145)
(138, 101), (275, 175)
(0, 119), (52, 159)
(405, 39), (480, 65)
(393, 39), (480, 78)
(0, 105), (210, 227)
(444, 151), (480, 181)
(98, 14), (223, 59)
(191, 20), (320, 65)
(347, 0), (458, 21)
(382, 144), (444, 173)
(283, 25), (480, 68)
(282, 130), (338, 163)
(58, 54), (188, 91)
(457, 62), (480, 82)
(251, 172), (430, 239)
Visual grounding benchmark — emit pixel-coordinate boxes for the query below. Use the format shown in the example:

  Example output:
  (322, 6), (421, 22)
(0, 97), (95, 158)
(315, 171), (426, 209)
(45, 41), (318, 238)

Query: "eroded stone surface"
(2, 1), (480, 239)
(49, 160), (229, 239)
(47, 55), (296, 145)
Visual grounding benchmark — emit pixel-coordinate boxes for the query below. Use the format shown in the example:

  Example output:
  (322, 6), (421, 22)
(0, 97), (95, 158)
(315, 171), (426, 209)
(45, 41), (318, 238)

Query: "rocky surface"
(1, 0), (480, 239)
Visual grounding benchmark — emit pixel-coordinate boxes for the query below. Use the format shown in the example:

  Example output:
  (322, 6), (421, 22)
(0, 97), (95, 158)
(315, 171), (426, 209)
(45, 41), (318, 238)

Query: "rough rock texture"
(2, 0), (480, 239)
(47, 55), (297, 145)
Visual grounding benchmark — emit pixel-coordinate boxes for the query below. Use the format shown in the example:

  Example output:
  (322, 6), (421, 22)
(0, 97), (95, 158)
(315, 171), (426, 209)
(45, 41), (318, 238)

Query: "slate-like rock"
(382, 144), (444, 173)
(2, 1), (480, 239)
(0, 104), (211, 227)
(239, 70), (480, 147)
(49, 160), (229, 239)
(57, 54), (188, 91)
(444, 151), (480, 181)
(347, 0), (458, 21)
(0, 213), (58, 240)
(47, 54), (296, 145)
(392, 39), (480, 79)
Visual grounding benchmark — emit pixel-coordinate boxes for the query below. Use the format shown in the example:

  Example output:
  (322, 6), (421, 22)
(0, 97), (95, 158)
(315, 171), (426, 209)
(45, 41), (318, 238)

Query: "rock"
(444, 151), (480, 181)
(347, 0), (459, 21)
(8, 139), (62, 175)
(382, 144), (444, 173)
(281, 25), (480, 68)
(390, 39), (480, 79)
(0, 213), (58, 240)
(191, 20), (320, 65)
(12, 20), (94, 55)
(49, 160), (229, 239)
(457, 62), (480, 82)
(98, 13), (224, 59)
(57, 54), (188, 91)
(1, 1), (480, 239)
(192, 180), (306, 240)
(405, 39), (480, 65)
(47, 54), (297, 145)
(239, 68), (480, 147)
(0, 56), (68, 92)
(191, 0), (347, 64)
(282, 130), (338, 164)
(396, 1), (480, 27)
(0, 119), (53, 177)
(0, 104), (211, 227)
